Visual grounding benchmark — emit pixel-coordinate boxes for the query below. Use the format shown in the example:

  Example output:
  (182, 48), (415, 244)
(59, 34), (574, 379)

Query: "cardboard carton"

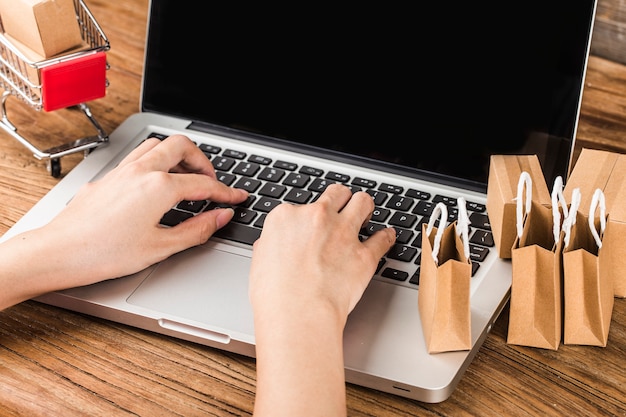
(1, 32), (93, 107)
(0, 0), (83, 58)
(565, 148), (626, 297)
(564, 148), (626, 214)
(2, 33), (45, 87)
(486, 154), (551, 258)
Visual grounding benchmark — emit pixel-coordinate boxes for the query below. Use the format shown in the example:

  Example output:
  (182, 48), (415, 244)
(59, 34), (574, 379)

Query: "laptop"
(0, 0), (598, 403)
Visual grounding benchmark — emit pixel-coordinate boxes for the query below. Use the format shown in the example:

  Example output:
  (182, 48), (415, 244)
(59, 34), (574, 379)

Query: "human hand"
(249, 183), (395, 416)
(249, 182), (396, 326)
(40, 134), (249, 284)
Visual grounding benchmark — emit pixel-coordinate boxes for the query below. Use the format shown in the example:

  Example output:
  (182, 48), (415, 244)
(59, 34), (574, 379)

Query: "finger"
(315, 183), (353, 212)
(362, 227), (396, 260)
(159, 208), (235, 252)
(139, 135), (216, 177)
(339, 191), (375, 230)
(168, 171), (248, 205)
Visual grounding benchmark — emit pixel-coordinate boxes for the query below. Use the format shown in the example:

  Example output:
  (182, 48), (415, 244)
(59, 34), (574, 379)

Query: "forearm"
(0, 225), (90, 310)
(253, 299), (348, 417)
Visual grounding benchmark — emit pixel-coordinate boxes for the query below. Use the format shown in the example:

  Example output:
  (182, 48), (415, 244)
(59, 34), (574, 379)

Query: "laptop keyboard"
(154, 133), (495, 288)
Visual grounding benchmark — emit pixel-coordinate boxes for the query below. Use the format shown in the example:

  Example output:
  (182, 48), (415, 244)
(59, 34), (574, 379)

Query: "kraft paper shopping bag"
(563, 148), (626, 298)
(507, 172), (565, 350)
(418, 198), (472, 354)
(562, 188), (614, 346)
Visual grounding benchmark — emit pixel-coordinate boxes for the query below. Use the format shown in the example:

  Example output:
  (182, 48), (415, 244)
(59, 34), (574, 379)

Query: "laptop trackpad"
(127, 246), (254, 335)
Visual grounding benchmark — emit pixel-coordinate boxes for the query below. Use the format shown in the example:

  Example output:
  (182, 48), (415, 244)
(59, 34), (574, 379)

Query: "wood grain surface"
(1, 1), (625, 415)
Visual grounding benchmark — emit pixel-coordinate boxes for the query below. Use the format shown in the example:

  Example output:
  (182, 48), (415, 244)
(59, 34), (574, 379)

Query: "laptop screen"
(142, 1), (597, 192)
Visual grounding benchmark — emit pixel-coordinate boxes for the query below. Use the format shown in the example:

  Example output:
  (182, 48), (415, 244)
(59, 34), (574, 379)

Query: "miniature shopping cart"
(0, 0), (110, 177)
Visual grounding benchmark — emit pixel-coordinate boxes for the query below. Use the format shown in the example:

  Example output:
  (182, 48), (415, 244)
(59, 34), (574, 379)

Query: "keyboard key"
(393, 228), (414, 244)
(259, 183), (287, 198)
(232, 207), (258, 225)
(224, 149), (246, 159)
(249, 154), (272, 165)
(213, 157), (236, 171)
(326, 171), (350, 182)
(308, 178), (334, 193)
(300, 166), (323, 176)
(361, 221), (386, 236)
(406, 188), (430, 200)
(381, 267), (409, 282)
(160, 209), (193, 226)
(254, 213), (267, 228)
(432, 194), (457, 206)
(253, 196), (282, 212)
(176, 200), (206, 213)
(371, 207), (391, 222)
(470, 244), (489, 262)
(412, 200), (434, 216)
(389, 211), (417, 229)
(379, 183), (403, 194)
(469, 230), (494, 247)
(233, 161), (261, 176)
(467, 201), (486, 212)
(469, 212), (491, 230)
(258, 167), (286, 182)
(385, 195), (415, 211)
(216, 171), (236, 186)
(366, 189), (388, 205)
(353, 177), (376, 188)
(234, 177), (262, 193)
(386, 244), (418, 262)
(284, 188), (313, 204)
(214, 222), (262, 245)
(274, 160), (297, 170)
(376, 258), (385, 274)
(472, 262), (480, 276)
(283, 172), (310, 187)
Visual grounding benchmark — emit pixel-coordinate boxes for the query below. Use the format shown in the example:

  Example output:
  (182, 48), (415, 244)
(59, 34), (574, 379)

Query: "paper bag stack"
(487, 151), (620, 350)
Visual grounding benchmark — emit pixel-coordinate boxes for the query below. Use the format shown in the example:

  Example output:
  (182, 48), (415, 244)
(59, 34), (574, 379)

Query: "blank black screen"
(142, 1), (597, 191)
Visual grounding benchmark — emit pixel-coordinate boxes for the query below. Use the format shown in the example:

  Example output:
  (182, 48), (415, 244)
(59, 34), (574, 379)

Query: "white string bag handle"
(456, 197), (471, 260)
(515, 171), (532, 238)
(426, 202), (448, 265)
(551, 176), (568, 244)
(589, 188), (606, 249)
(562, 187), (581, 248)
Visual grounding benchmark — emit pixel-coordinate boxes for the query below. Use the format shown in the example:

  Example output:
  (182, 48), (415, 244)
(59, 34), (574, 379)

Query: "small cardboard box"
(564, 148), (626, 214)
(564, 147), (626, 297)
(2, 32), (92, 103)
(2, 33), (45, 86)
(486, 154), (551, 259)
(0, 0), (83, 58)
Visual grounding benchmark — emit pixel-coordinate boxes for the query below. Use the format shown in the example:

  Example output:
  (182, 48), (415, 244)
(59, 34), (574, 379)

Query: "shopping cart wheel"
(48, 158), (62, 178)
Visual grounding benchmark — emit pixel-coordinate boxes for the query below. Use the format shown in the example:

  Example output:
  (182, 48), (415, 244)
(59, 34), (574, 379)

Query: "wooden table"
(1, 1), (626, 415)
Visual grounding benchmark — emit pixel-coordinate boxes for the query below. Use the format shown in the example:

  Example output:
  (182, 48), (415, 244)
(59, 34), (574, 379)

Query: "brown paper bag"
(562, 188), (614, 346)
(419, 199), (472, 354)
(507, 172), (564, 350)
(563, 148), (626, 298)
